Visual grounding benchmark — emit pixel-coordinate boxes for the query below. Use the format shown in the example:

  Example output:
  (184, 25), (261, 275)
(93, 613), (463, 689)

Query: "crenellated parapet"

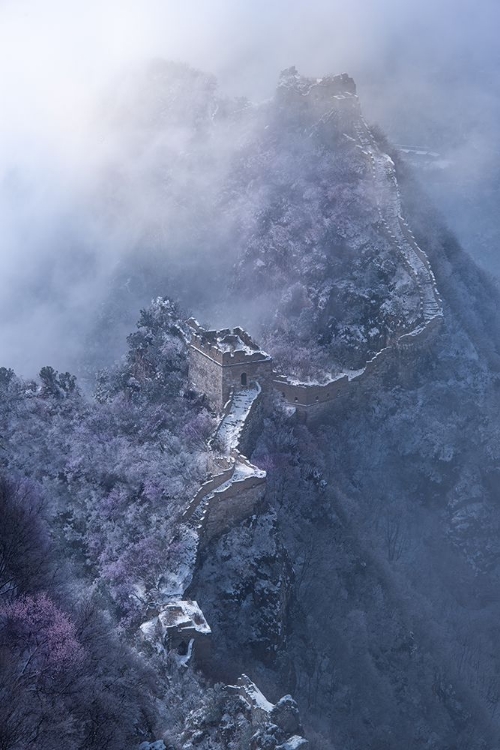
(187, 319), (273, 412)
(273, 312), (443, 421)
(140, 599), (211, 668)
(273, 373), (352, 408)
(188, 321), (270, 364)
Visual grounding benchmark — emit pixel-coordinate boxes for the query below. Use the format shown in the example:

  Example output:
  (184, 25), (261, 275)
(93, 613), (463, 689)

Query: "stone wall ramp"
(354, 118), (442, 324)
(215, 383), (262, 453)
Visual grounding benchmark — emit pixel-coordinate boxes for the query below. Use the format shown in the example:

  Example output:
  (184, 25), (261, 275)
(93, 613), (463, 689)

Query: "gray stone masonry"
(187, 319), (273, 412)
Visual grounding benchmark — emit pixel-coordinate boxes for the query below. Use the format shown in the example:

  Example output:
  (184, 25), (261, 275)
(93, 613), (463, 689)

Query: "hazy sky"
(2, 0), (498, 152)
(0, 0), (499, 376)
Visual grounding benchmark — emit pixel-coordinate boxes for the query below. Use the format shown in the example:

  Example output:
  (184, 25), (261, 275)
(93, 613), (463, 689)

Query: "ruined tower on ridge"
(187, 319), (273, 412)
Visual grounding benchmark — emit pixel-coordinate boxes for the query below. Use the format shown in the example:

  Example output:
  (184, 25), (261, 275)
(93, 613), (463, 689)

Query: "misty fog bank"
(1, 0), (499, 378)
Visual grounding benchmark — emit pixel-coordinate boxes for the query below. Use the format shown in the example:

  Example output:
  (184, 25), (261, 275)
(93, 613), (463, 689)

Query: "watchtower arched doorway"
(241, 373), (247, 386)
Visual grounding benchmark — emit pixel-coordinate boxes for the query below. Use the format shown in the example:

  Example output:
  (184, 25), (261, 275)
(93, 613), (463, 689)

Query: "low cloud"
(0, 0), (498, 377)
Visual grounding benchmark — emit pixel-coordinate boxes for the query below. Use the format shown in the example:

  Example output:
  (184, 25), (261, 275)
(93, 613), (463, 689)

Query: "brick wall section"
(397, 315), (443, 349)
(273, 374), (351, 407)
(189, 344), (228, 412)
(237, 391), (265, 459)
(398, 218), (443, 308)
(182, 366), (267, 546)
(200, 480), (266, 546)
(221, 357), (273, 408)
(181, 463), (236, 523)
(189, 331), (273, 412)
(211, 384), (265, 457)
(273, 315), (443, 421)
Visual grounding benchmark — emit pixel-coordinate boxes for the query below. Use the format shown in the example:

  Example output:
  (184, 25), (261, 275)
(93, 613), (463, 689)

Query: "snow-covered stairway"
(354, 118), (443, 326)
(143, 384), (267, 660)
(181, 381), (266, 548)
(214, 382), (262, 454)
(185, 457), (266, 542)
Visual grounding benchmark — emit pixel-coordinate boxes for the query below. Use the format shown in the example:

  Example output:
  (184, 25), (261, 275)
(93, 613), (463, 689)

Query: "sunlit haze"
(1, 0), (499, 376)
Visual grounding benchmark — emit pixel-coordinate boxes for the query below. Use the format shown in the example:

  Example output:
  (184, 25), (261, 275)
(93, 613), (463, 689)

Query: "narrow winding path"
(274, 110), (443, 408)
(184, 383), (265, 536)
(354, 118), (442, 323)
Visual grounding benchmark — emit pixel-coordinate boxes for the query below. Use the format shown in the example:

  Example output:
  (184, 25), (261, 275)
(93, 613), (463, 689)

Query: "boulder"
(271, 695), (302, 735)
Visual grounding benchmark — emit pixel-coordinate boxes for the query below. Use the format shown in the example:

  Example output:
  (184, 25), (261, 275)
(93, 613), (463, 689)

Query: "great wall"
(160, 75), (444, 605)
(140, 328), (270, 671)
(181, 379), (266, 547)
(139, 75), (445, 744)
(273, 79), (443, 419)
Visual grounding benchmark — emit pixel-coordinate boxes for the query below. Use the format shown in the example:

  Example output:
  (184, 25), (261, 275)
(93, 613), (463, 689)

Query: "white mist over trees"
(0, 0), (499, 375)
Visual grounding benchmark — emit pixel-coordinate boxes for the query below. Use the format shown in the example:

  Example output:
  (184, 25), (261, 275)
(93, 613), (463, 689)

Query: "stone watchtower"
(187, 319), (273, 412)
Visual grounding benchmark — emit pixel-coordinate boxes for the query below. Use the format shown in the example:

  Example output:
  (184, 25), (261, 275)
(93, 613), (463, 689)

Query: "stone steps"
(355, 117), (442, 326)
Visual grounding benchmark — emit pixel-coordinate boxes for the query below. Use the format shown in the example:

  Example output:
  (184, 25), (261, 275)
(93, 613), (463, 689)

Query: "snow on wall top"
(215, 383), (263, 454)
(187, 318), (271, 363)
(159, 599), (211, 634)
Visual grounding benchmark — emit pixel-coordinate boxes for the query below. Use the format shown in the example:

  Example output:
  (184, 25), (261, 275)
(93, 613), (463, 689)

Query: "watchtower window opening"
(241, 373), (247, 386)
